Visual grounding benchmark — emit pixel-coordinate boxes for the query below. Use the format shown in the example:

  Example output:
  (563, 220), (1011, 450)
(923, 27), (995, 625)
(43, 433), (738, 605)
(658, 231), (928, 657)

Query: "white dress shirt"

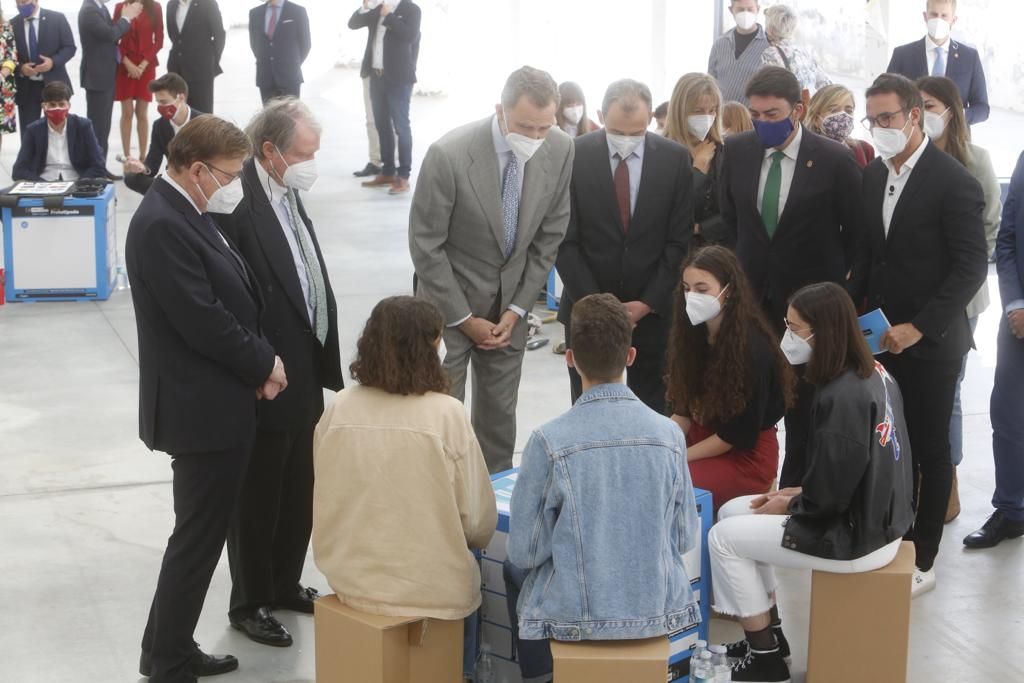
(176, 0), (190, 32)
(41, 124), (79, 182)
(757, 124), (803, 219)
(255, 160), (315, 324)
(882, 136), (929, 237)
(925, 36), (949, 77)
(607, 134), (645, 216)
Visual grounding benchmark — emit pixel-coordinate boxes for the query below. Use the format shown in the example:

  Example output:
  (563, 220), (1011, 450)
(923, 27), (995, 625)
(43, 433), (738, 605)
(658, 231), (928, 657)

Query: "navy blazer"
(886, 37), (989, 125)
(78, 0), (131, 92)
(249, 1), (311, 89)
(348, 0), (421, 84)
(9, 8), (76, 100)
(997, 152), (1024, 309)
(12, 114), (106, 181)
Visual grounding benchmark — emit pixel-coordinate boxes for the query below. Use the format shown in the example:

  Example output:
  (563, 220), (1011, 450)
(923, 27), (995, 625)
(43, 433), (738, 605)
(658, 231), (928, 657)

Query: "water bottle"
(691, 651), (715, 683)
(475, 643), (493, 683)
(709, 644), (732, 682)
(692, 639), (708, 663)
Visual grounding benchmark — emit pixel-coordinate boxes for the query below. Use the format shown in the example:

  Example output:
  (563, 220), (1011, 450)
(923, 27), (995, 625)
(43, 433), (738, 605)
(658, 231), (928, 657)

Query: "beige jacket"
(312, 385), (497, 620)
(965, 143), (1001, 319)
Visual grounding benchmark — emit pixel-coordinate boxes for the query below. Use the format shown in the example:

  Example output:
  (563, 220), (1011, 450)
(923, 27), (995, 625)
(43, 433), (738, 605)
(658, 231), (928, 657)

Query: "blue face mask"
(753, 115), (795, 149)
(18, 3), (36, 18)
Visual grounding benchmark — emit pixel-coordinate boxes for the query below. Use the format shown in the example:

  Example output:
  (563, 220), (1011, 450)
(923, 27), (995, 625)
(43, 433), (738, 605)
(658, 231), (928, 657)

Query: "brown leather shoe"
(945, 467), (961, 523)
(362, 174), (396, 188)
(388, 177), (410, 194)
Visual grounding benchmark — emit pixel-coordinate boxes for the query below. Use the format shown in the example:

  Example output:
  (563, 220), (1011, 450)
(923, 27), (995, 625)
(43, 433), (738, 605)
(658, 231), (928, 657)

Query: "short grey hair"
(601, 79), (653, 117)
(765, 5), (798, 42)
(246, 97), (322, 160)
(501, 66), (560, 112)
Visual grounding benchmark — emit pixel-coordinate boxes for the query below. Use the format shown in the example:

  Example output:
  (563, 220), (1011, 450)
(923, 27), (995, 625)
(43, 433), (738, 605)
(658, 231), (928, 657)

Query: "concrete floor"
(1, 24), (1023, 683)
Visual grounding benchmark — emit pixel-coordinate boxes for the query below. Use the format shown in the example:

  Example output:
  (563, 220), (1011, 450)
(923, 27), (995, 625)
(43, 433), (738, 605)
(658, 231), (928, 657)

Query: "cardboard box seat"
(550, 636), (670, 683)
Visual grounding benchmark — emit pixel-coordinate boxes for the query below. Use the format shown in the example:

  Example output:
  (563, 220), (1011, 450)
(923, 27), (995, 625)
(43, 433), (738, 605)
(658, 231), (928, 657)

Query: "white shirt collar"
(162, 172), (203, 215)
(883, 135), (929, 177)
(764, 123), (803, 161)
(491, 115), (511, 157)
(47, 123), (67, 138)
(255, 157), (289, 204)
(926, 35), (949, 53)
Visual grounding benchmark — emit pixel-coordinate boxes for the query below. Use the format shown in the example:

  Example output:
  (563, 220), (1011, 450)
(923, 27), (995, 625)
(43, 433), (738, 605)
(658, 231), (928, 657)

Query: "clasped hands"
(20, 55), (54, 78)
(257, 355), (288, 400)
(459, 310), (521, 350)
(748, 487), (802, 515)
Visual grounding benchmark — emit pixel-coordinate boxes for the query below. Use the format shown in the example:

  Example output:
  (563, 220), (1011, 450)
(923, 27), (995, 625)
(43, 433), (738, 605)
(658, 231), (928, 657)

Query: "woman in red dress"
(114, 0), (163, 162)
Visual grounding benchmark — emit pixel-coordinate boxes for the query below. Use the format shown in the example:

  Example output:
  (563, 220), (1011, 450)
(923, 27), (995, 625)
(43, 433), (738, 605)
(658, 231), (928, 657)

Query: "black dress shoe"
(353, 162), (382, 177)
(274, 585), (320, 614)
(140, 646), (239, 677)
(964, 510), (1024, 549)
(105, 170), (124, 181)
(230, 606), (293, 647)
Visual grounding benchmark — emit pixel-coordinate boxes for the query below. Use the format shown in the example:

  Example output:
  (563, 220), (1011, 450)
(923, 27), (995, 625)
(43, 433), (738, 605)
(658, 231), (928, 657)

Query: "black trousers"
(259, 81), (301, 104)
(880, 352), (961, 572)
(16, 79), (44, 137)
(185, 78), (215, 114)
(85, 88), (114, 160)
(125, 172), (155, 195)
(142, 445), (251, 683)
(226, 425), (315, 619)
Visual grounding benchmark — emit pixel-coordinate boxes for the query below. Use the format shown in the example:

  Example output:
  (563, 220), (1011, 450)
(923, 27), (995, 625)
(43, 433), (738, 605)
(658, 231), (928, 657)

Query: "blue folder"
(859, 308), (892, 355)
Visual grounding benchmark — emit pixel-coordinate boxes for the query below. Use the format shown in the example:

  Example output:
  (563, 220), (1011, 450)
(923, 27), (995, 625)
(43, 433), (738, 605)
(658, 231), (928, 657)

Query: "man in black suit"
(123, 73), (202, 195)
(127, 115), (289, 683)
(886, 0), (988, 125)
(13, 81), (106, 181)
(850, 73), (987, 595)
(556, 79), (693, 413)
(249, 0), (311, 103)
(215, 98), (343, 648)
(78, 0), (141, 171)
(720, 66), (863, 488)
(348, 0), (421, 195)
(166, 0), (226, 114)
(10, 0), (77, 136)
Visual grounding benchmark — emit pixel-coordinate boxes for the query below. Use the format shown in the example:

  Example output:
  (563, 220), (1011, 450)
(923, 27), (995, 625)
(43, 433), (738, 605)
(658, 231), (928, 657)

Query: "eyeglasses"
(783, 318), (813, 334)
(861, 110), (908, 131)
(203, 161), (243, 184)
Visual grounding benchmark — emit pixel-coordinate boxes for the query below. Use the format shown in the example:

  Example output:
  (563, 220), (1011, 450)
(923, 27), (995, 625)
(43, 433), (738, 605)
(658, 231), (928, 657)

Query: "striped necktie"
(284, 190), (328, 345)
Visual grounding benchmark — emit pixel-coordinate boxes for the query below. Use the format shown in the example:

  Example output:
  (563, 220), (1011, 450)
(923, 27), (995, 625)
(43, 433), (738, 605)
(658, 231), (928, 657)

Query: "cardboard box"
(551, 637), (670, 683)
(314, 595), (462, 683)
(806, 541), (915, 683)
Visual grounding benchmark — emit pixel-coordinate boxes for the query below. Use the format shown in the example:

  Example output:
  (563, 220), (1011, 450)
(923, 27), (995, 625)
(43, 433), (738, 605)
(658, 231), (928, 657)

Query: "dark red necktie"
(267, 4), (280, 40)
(614, 153), (630, 232)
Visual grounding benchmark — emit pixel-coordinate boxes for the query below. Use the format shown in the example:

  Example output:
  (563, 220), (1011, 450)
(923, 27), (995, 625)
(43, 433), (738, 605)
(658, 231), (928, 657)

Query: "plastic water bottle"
(475, 643), (493, 683)
(692, 651), (715, 683)
(692, 639), (708, 663)
(709, 643), (732, 682)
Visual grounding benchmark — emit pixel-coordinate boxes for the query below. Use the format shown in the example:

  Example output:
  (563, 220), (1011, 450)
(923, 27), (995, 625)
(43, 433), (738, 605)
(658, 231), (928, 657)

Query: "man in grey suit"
(410, 65), (574, 473)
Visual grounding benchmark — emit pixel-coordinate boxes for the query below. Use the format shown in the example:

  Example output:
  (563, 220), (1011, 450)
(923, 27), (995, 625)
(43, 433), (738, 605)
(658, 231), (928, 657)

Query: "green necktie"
(761, 150), (786, 238)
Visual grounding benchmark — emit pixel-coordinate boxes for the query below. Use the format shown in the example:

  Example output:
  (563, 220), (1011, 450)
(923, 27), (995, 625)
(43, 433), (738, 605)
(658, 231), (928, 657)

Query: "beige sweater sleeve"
(450, 409), (497, 550)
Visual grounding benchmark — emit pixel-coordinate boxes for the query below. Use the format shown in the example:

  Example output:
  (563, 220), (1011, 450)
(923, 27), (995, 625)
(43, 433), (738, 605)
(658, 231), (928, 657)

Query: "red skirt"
(687, 421), (779, 511)
(114, 61), (157, 102)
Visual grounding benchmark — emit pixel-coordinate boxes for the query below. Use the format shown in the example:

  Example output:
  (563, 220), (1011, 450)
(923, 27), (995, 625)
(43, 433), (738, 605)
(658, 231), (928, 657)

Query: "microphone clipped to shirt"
(888, 185), (895, 198)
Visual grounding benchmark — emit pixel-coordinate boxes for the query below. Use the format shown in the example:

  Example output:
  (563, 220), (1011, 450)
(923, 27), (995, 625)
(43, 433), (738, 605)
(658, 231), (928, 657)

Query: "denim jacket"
(507, 383), (701, 641)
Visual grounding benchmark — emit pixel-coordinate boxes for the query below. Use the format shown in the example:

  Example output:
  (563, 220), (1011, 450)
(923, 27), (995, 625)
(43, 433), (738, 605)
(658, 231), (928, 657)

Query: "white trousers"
(709, 495), (902, 617)
(362, 76), (381, 165)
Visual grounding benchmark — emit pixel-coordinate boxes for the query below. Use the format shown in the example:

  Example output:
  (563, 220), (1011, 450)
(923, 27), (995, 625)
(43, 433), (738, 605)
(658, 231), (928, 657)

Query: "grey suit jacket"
(409, 116), (574, 349)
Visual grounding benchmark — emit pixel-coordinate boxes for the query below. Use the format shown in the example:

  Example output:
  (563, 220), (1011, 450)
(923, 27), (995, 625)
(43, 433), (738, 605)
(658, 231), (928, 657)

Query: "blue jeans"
(991, 318), (1024, 521)
(368, 74), (413, 179)
(949, 316), (979, 466)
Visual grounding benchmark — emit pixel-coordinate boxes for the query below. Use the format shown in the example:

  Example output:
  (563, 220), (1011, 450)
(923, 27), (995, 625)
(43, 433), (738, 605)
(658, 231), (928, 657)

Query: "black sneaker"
(731, 647), (791, 683)
(725, 627), (791, 664)
(353, 163), (382, 177)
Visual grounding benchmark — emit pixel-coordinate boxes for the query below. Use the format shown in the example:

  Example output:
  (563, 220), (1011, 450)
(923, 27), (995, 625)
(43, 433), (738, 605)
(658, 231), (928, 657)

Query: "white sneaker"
(912, 567), (936, 598)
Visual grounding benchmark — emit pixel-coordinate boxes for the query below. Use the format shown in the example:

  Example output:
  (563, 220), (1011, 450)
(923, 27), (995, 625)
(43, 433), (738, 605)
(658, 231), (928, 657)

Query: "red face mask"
(157, 102), (179, 120)
(44, 107), (69, 126)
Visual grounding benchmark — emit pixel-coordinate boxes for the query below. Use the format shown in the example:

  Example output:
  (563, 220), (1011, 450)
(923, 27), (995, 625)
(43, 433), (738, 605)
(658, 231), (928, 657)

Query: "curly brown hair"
(350, 296), (450, 396)
(665, 246), (794, 423)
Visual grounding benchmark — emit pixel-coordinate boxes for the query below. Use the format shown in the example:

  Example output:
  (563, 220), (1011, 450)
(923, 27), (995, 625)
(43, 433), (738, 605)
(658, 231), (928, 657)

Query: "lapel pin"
(954, 53), (960, 59)
(806, 160), (814, 168)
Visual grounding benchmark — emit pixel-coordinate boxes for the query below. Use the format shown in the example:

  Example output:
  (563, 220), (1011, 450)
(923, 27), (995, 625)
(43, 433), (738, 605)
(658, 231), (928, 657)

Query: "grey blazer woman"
(965, 142), (1001, 319)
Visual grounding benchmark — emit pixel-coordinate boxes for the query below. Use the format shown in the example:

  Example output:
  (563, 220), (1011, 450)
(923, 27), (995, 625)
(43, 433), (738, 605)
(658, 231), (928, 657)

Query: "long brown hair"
(915, 76), (970, 167)
(350, 296), (450, 396)
(555, 81), (595, 137)
(125, 0), (160, 23)
(788, 283), (875, 385)
(665, 246), (794, 423)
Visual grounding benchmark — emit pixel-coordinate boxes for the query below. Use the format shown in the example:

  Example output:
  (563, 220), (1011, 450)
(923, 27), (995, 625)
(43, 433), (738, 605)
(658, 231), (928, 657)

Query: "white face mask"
(734, 10), (757, 31)
(275, 145), (319, 192)
(685, 284), (728, 326)
(563, 105), (583, 125)
(927, 17), (951, 42)
(197, 164), (245, 214)
(687, 114), (716, 142)
(780, 328), (814, 365)
(922, 109), (949, 139)
(503, 115), (546, 163)
(870, 117), (913, 160)
(607, 133), (645, 159)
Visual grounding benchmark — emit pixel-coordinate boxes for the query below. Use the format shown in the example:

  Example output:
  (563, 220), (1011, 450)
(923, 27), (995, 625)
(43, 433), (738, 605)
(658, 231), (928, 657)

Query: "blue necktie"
(501, 151), (520, 259)
(932, 46), (946, 76)
(28, 18), (38, 63)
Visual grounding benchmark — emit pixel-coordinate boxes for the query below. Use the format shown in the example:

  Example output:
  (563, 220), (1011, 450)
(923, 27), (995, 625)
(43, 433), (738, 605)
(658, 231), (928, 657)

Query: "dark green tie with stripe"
(761, 150), (786, 238)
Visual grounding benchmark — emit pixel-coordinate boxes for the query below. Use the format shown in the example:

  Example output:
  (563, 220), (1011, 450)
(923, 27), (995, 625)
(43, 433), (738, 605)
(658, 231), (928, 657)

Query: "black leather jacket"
(784, 364), (915, 560)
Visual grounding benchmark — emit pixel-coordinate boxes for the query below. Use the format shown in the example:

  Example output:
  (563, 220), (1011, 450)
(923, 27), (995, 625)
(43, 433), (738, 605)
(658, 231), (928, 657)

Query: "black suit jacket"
(850, 141), (988, 361)
(126, 178), (275, 454)
(249, 1), (311, 89)
(166, 0), (226, 82)
(77, 0), (130, 91)
(556, 130), (693, 336)
(887, 38), (989, 125)
(10, 8), (76, 100)
(215, 160), (344, 431)
(721, 127), (864, 324)
(141, 107), (202, 177)
(12, 115), (106, 181)
(347, 0), (421, 84)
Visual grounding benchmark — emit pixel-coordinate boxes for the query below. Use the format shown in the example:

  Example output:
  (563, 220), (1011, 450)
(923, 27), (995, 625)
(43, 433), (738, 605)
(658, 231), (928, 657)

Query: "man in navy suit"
(249, 0), (311, 103)
(9, 0), (77, 136)
(963, 150), (1024, 549)
(886, 0), (989, 125)
(12, 81), (106, 181)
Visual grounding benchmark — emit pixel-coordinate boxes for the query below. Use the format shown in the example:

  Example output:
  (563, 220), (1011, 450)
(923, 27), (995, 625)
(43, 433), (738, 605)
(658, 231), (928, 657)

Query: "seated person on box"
(311, 295), (497, 679)
(666, 245), (793, 511)
(707, 282), (915, 683)
(504, 293), (701, 681)
(12, 81), (106, 182)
